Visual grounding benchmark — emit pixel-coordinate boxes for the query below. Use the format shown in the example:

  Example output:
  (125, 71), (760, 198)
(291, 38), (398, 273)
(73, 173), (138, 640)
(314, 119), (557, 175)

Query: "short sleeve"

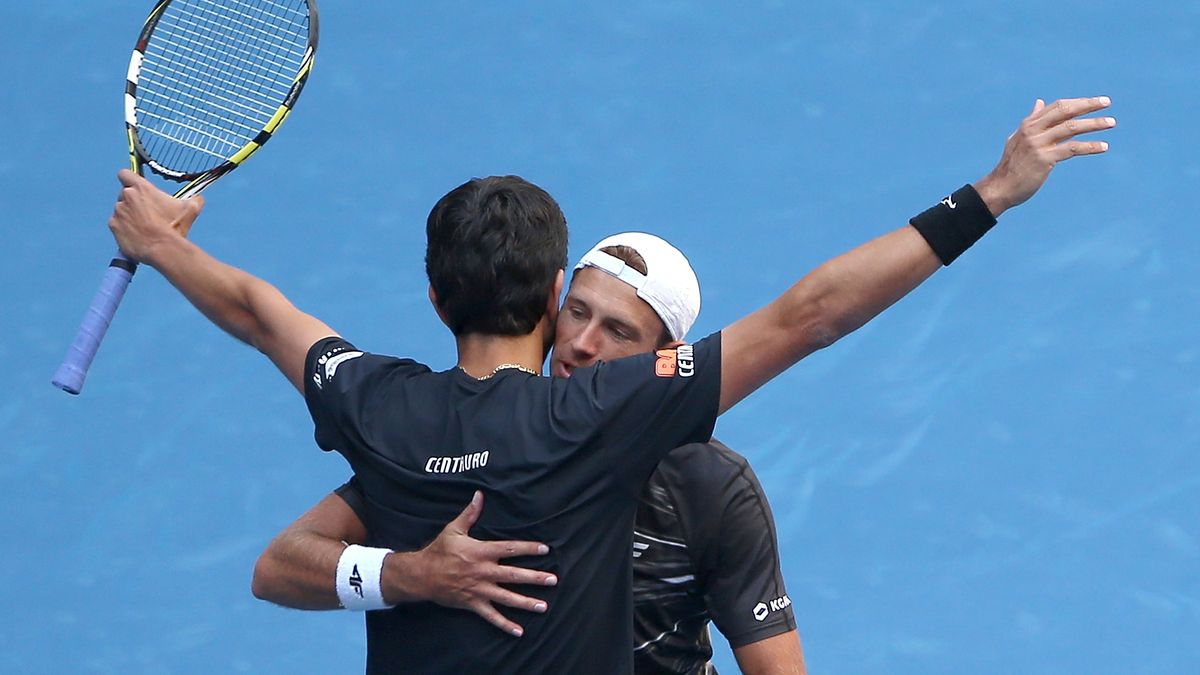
(572, 332), (722, 486)
(303, 337), (429, 453)
(699, 461), (796, 648)
(333, 477), (367, 523)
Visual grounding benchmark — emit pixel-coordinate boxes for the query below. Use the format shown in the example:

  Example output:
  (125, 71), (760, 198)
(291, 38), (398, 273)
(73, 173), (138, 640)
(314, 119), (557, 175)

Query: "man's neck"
(455, 330), (548, 378)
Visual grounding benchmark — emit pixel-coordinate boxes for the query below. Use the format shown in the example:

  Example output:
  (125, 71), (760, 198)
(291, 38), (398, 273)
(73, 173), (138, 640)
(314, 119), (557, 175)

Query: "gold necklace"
(462, 363), (540, 380)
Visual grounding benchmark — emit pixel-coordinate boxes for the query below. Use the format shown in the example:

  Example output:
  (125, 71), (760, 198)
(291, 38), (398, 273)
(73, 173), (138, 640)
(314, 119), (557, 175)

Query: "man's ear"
(428, 285), (452, 329)
(545, 269), (565, 319)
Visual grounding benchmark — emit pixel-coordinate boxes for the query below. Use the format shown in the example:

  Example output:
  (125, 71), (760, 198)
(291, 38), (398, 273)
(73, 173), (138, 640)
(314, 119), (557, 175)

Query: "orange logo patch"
(655, 349), (677, 377)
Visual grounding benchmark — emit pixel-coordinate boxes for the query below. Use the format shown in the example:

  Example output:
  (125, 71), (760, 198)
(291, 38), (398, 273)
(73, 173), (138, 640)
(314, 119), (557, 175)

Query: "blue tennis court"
(2, 2), (1197, 672)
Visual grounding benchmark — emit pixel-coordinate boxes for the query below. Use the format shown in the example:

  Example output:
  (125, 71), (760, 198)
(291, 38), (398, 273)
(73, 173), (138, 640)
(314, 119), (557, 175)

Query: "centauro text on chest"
(424, 451), (490, 474)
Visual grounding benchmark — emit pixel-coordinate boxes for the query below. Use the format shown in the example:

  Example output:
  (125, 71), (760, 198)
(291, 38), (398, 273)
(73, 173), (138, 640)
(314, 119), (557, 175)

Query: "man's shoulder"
(644, 438), (766, 553)
(307, 336), (433, 375)
(658, 438), (754, 488)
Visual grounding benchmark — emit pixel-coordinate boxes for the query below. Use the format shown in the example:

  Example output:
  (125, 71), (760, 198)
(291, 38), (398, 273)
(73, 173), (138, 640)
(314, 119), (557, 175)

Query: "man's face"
(550, 267), (666, 378)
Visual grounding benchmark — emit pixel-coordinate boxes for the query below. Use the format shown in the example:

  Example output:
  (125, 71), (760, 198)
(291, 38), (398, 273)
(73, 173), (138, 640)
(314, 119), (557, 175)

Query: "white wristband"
(336, 544), (395, 611)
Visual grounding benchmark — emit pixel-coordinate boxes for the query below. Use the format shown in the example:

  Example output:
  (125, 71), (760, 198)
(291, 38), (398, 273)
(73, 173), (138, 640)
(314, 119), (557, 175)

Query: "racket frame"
(51, 0), (319, 395)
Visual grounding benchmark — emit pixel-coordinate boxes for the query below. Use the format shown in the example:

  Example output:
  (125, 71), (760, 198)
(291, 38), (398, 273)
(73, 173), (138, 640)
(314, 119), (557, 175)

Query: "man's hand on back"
(382, 491), (559, 637)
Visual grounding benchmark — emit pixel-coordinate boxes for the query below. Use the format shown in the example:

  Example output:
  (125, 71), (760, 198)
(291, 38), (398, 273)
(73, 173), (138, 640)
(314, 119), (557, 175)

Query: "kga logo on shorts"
(752, 594), (791, 621)
(654, 345), (695, 378)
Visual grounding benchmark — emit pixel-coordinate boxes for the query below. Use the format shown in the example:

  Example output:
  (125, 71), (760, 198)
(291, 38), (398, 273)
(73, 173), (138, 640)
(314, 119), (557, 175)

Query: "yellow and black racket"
(53, 0), (319, 395)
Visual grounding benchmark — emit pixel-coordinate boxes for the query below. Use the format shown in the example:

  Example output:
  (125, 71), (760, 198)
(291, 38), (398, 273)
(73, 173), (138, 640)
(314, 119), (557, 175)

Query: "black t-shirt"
(304, 334), (721, 674)
(336, 438), (795, 675)
(632, 439), (795, 674)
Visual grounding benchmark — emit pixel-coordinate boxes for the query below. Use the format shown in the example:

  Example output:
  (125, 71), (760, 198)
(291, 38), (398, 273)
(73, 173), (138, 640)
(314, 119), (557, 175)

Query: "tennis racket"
(52, 0), (319, 395)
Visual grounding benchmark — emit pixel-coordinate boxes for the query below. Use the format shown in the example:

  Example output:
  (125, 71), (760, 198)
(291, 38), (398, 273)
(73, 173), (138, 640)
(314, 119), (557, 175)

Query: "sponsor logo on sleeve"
(312, 347), (364, 389)
(323, 351), (363, 381)
(752, 594), (791, 622)
(676, 344), (694, 378)
(655, 349), (677, 377)
(654, 344), (695, 378)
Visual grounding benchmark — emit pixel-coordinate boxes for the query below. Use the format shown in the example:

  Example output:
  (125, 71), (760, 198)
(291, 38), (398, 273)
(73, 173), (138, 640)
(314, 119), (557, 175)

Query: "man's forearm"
(143, 234), (333, 391)
(781, 224), (942, 350)
(791, 168), (1036, 346)
(146, 235), (282, 350)
(252, 529), (348, 610)
(718, 224), (942, 412)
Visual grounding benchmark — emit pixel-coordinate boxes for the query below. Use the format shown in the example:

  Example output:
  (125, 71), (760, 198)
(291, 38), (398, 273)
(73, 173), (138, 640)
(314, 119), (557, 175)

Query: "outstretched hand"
(975, 96), (1115, 217)
(108, 169), (204, 264)
(381, 491), (557, 637)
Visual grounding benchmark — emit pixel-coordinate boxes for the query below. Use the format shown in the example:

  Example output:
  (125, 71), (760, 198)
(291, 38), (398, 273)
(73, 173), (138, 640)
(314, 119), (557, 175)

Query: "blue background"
(2, 2), (1197, 673)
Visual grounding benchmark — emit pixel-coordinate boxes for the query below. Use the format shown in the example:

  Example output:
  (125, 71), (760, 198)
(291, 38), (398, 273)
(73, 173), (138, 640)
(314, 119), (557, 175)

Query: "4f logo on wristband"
(349, 564), (365, 598)
(941, 195), (957, 209)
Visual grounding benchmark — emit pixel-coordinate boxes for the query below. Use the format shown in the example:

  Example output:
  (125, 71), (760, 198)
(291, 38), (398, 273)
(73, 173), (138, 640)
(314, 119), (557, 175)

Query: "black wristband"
(909, 184), (997, 265)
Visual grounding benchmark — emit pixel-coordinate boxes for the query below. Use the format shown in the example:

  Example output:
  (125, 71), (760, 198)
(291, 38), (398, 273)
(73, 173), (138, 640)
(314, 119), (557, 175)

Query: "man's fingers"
(1041, 114), (1116, 144)
(490, 562), (557, 587)
(445, 490), (484, 535)
(176, 195), (204, 237)
(470, 601), (527, 638)
(480, 584), (550, 613)
(117, 168), (140, 186)
(1029, 96), (1111, 131)
(1050, 140), (1110, 161)
(483, 540), (551, 560)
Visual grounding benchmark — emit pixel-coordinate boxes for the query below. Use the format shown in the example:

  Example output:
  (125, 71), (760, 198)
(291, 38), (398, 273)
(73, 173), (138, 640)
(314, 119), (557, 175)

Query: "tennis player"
(253, 233), (804, 674)
(105, 96), (1113, 673)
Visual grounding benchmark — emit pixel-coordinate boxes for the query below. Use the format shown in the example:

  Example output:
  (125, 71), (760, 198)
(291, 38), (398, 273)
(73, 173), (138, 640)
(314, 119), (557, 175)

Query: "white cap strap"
(578, 249), (648, 290)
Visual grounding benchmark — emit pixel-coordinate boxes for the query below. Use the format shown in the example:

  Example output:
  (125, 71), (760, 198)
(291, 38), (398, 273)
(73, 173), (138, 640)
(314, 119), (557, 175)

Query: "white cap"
(573, 232), (701, 341)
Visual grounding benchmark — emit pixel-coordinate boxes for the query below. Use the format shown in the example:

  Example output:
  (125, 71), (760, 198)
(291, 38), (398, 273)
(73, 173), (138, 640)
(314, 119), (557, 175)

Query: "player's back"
(303, 335), (722, 673)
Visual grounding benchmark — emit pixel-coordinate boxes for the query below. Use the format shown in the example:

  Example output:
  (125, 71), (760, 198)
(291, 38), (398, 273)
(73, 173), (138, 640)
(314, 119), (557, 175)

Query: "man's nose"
(573, 324), (602, 359)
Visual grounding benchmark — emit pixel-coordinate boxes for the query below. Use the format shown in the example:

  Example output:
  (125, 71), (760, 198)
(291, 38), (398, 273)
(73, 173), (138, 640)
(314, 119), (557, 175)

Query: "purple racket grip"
(52, 251), (138, 395)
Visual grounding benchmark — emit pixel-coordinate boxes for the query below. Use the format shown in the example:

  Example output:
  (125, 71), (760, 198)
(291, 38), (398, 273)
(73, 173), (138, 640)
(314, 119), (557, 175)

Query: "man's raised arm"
(107, 169), (334, 392)
(719, 96), (1115, 412)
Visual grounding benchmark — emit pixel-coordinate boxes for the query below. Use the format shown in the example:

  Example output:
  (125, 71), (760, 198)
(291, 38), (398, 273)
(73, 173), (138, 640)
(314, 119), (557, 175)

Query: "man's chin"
(552, 362), (573, 378)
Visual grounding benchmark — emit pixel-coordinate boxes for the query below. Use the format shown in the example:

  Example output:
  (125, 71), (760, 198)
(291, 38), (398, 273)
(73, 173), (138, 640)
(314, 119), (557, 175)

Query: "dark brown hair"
(425, 176), (568, 336)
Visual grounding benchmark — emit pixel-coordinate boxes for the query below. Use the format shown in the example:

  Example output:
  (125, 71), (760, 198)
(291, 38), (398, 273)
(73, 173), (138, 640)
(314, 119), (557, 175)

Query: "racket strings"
(151, 0), (307, 116)
(135, 0), (311, 175)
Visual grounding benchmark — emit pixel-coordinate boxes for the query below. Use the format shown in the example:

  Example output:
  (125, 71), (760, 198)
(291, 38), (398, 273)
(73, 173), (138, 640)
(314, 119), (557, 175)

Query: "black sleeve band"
(908, 183), (998, 265)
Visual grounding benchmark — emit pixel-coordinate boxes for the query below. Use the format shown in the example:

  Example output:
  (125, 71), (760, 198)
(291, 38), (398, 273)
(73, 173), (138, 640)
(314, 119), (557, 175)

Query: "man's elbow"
(786, 298), (844, 355)
(774, 278), (846, 357)
(801, 283), (882, 352)
(802, 315), (842, 352)
(250, 553), (277, 602)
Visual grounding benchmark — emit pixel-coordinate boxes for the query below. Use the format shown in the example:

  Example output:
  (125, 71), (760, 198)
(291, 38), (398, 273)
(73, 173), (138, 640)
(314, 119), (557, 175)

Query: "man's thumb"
(447, 490), (483, 533)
